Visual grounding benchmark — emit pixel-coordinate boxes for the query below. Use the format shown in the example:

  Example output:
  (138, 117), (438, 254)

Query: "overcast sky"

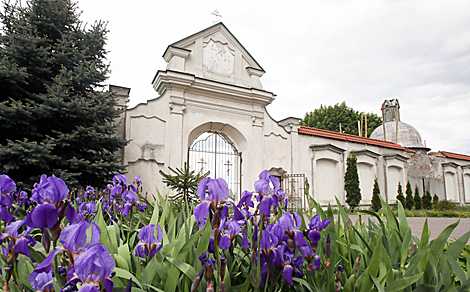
(78, 0), (470, 155)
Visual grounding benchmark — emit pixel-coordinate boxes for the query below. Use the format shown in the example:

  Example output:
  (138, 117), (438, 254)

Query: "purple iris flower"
(30, 270), (54, 291)
(78, 201), (96, 220)
(111, 174), (128, 197)
(237, 190), (254, 208)
(0, 174), (16, 223)
(135, 224), (163, 261)
(137, 202), (147, 212)
(67, 243), (115, 292)
(272, 243), (302, 286)
(194, 177), (229, 223)
(277, 212), (309, 252)
(30, 220), (101, 285)
(0, 174), (16, 195)
(26, 175), (70, 229)
(84, 186), (94, 198)
(306, 215), (331, 244)
(0, 220), (36, 257)
(121, 190), (138, 216)
(254, 171), (286, 217)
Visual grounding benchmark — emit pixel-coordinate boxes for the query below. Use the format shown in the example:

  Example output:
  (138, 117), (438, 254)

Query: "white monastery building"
(111, 23), (470, 208)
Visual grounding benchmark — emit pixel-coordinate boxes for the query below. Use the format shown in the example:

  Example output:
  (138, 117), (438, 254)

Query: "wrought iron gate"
(282, 174), (307, 212)
(188, 133), (241, 200)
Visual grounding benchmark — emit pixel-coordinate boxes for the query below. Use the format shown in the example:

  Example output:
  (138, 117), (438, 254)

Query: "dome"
(370, 121), (424, 148)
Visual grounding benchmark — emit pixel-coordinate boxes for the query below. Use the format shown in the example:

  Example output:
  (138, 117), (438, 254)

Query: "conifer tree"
(433, 194), (439, 208)
(414, 185), (422, 210)
(396, 181), (405, 206)
(371, 177), (381, 212)
(422, 189), (432, 210)
(0, 0), (127, 189)
(345, 153), (361, 211)
(405, 181), (414, 210)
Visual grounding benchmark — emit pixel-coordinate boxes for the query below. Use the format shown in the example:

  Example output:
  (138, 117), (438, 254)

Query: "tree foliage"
(414, 185), (422, 210)
(396, 181), (405, 206)
(371, 177), (381, 212)
(345, 152), (361, 210)
(0, 0), (127, 189)
(405, 181), (414, 210)
(422, 189), (432, 210)
(300, 101), (382, 136)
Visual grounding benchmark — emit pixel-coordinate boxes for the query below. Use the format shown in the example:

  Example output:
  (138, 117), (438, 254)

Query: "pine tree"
(371, 177), (381, 212)
(0, 0), (127, 189)
(405, 181), (414, 210)
(414, 185), (422, 210)
(396, 181), (405, 206)
(422, 190), (432, 210)
(345, 153), (361, 211)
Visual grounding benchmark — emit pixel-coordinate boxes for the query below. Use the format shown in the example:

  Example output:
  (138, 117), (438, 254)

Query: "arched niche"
(357, 162), (374, 204)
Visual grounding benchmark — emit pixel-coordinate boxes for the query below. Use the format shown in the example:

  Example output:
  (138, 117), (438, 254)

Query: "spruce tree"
(396, 181), (405, 206)
(405, 181), (414, 210)
(414, 185), (422, 210)
(422, 189), (432, 210)
(345, 153), (361, 211)
(371, 177), (381, 212)
(0, 0), (127, 189)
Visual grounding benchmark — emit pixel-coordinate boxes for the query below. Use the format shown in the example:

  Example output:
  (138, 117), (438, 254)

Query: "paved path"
(342, 215), (470, 244)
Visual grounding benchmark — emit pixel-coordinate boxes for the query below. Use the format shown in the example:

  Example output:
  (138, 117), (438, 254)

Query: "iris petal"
(282, 265), (294, 286)
(26, 204), (58, 228)
(194, 201), (211, 223)
(219, 234), (231, 250)
(258, 196), (273, 217)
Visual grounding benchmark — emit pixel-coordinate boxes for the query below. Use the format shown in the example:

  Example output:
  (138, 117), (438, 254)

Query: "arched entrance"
(188, 132), (242, 200)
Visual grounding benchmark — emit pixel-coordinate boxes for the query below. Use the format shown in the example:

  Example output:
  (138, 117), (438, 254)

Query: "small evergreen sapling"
(344, 153), (361, 211)
(396, 182), (405, 206)
(422, 190), (432, 210)
(371, 177), (381, 212)
(414, 185), (422, 210)
(405, 181), (414, 210)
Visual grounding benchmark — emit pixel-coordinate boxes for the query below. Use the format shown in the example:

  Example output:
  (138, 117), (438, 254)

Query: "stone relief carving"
(203, 39), (235, 77)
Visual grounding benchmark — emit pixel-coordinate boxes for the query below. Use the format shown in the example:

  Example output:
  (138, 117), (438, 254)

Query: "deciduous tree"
(300, 101), (382, 136)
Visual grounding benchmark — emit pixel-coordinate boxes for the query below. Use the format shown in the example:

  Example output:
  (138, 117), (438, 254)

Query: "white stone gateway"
(114, 23), (470, 207)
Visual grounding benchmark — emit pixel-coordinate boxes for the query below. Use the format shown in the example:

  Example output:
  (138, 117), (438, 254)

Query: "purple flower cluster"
(192, 170), (331, 289)
(0, 173), (149, 291)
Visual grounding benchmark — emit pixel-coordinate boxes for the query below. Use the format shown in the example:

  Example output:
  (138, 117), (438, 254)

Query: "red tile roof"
(298, 126), (409, 151)
(440, 151), (470, 161)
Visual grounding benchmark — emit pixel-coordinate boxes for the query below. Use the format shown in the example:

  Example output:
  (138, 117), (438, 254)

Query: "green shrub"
(435, 199), (456, 211)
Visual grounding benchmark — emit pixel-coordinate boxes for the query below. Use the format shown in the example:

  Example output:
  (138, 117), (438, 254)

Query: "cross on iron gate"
(224, 160), (232, 175)
(198, 158), (207, 173)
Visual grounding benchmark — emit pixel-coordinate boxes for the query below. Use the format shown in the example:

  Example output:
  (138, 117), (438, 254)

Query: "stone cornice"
(310, 144), (346, 154)
(162, 46), (191, 62)
(383, 153), (409, 162)
(246, 67), (265, 77)
(153, 70), (275, 108)
(351, 149), (381, 159)
(442, 162), (460, 168)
